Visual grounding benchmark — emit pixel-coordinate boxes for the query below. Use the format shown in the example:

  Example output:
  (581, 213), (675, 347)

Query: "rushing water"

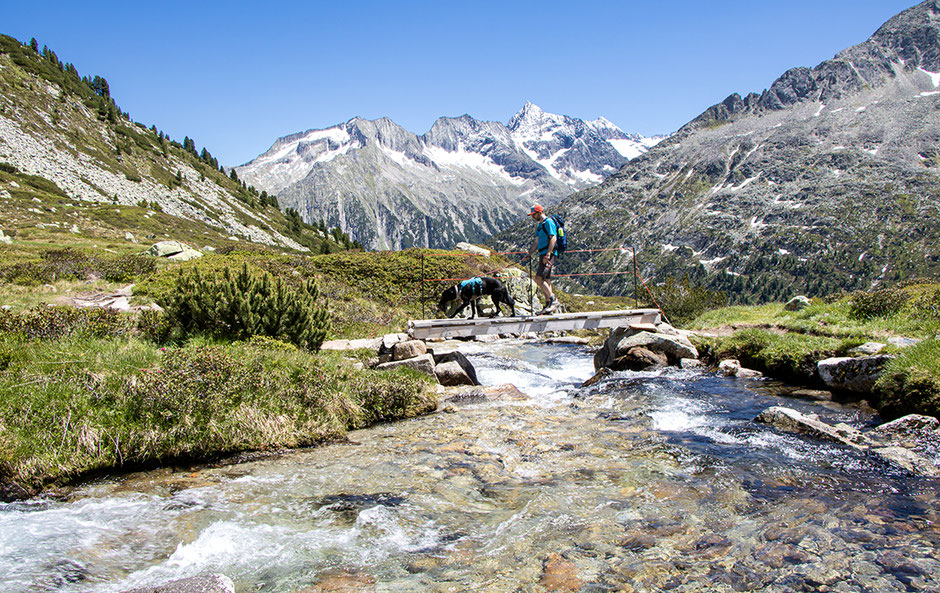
(2, 341), (939, 592)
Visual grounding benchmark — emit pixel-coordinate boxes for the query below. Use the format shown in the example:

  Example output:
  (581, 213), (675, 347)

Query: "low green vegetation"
(688, 281), (940, 419)
(0, 244), (543, 498)
(0, 305), (434, 499)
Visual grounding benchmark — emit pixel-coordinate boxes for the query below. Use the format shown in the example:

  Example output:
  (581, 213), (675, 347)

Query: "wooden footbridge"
(408, 308), (662, 340)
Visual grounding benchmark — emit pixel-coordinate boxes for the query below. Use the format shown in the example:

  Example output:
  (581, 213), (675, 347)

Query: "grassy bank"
(686, 282), (940, 419)
(0, 306), (435, 500)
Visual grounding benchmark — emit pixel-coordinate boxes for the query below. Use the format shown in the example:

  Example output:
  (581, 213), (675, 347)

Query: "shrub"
(654, 276), (727, 327)
(911, 288), (940, 322)
(100, 253), (156, 282)
(849, 288), (909, 320)
(0, 306), (132, 340)
(160, 263), (330, 351)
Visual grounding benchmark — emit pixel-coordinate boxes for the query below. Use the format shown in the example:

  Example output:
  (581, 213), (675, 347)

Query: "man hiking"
(527, 203), (560, 315)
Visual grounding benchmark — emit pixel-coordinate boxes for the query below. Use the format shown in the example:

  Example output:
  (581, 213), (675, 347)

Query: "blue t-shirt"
(535, 217), (558, 256)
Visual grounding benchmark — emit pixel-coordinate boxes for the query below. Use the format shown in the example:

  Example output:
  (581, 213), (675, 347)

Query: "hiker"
(527, 204), (560, 314)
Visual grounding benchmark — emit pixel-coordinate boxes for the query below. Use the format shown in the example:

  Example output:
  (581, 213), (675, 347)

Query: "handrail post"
(421, 251), (426, 319)
(633, 246), (639, 309)
(528, 255), (534, 315)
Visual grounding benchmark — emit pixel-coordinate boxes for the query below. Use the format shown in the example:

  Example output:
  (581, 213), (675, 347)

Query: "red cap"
(529, 204), (544, 216)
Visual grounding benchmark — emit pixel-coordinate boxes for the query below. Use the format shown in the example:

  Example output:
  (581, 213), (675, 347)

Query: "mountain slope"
(495, 0), (940, 304)
(0, 35), (344, 254)
(237, 104), (662, 250)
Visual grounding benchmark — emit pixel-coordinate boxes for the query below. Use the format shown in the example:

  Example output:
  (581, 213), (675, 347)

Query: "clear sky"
(3, 0), (920, 166)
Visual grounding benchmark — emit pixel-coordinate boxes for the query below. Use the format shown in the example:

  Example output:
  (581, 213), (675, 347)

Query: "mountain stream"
(2, 340), (939, 592)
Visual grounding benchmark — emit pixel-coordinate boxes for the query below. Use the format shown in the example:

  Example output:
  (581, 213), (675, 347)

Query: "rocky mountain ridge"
(237, 104), (662, 250)
(494, 0), (940, 303)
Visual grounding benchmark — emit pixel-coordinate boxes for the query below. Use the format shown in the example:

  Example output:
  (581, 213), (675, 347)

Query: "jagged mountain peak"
(237, 104), (665, 250)
(685, 0), (940, 132)
(507, 101), (566, 136)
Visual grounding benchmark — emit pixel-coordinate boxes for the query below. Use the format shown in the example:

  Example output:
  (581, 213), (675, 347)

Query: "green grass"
(688, 283), (940, 340)
(875, 339), (940, 419)
(0, 333), (436, 497)
(690, 282), (940, 419)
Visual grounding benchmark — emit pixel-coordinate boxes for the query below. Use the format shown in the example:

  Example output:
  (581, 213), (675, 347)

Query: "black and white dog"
(437, 276), (516, 319)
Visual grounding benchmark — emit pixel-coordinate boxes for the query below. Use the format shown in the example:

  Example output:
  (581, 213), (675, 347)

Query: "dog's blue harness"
(458, 277), (483, 297)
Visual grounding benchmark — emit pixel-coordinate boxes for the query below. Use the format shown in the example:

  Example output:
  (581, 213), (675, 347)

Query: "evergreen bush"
(160, 263), (329, 351)
(848, 288), (909, 320)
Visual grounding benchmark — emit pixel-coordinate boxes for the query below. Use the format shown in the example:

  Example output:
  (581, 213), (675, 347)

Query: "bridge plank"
(408, 309), (661, 340)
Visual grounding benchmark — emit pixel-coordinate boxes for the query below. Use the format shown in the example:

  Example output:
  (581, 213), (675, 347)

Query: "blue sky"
(3, 0), (919, 166)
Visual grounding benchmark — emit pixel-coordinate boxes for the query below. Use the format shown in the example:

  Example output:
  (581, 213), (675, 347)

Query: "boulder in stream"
(594, 323), (698, 371)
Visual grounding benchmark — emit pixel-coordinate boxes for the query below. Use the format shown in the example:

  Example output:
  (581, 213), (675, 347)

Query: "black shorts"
(536, 255), (556, 279)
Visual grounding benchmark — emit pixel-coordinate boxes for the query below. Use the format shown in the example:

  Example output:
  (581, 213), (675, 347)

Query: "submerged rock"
(755, 406), (868, 449)
(121, 574), (234, 593)
(756, 407), (940, 477)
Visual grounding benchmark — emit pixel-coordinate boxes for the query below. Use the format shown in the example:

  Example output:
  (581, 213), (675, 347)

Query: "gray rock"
(872, 414), (940, 441)
(610, 346), (668, 371)
(147, 240), (189, 257)
(851, 342), (886, 356)
(595, 325), (699, 370)
(166, 248), (203, 261)
(871, 446), (940, 477)
(392, 339), (427, 361)
(121, 574), (234, 593)
(430, 349), (479, 385)
(455, 242), (490, 256)
(817, 355), (893, 393)
(376, 353), (436, 378)
(718, 359), (741, 377)
(887, 336), (921, 348)
(784, 296), (811, 311)
(680, 358), (703, 369)
(736, 367), (764, 379)
(380, 333), (409, 354)
(435, 361), (475, 386)
(755, 406), (868, 449)
(756, 408), (940, 477)
(581, 367), (613, 388)
(348, 337), (383, 351)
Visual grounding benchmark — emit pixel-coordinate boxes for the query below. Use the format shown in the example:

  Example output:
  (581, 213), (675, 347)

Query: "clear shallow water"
(2, 341), (938, 592)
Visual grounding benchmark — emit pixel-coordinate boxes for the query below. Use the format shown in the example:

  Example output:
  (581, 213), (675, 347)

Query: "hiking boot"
(538, 297), (557, 315)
